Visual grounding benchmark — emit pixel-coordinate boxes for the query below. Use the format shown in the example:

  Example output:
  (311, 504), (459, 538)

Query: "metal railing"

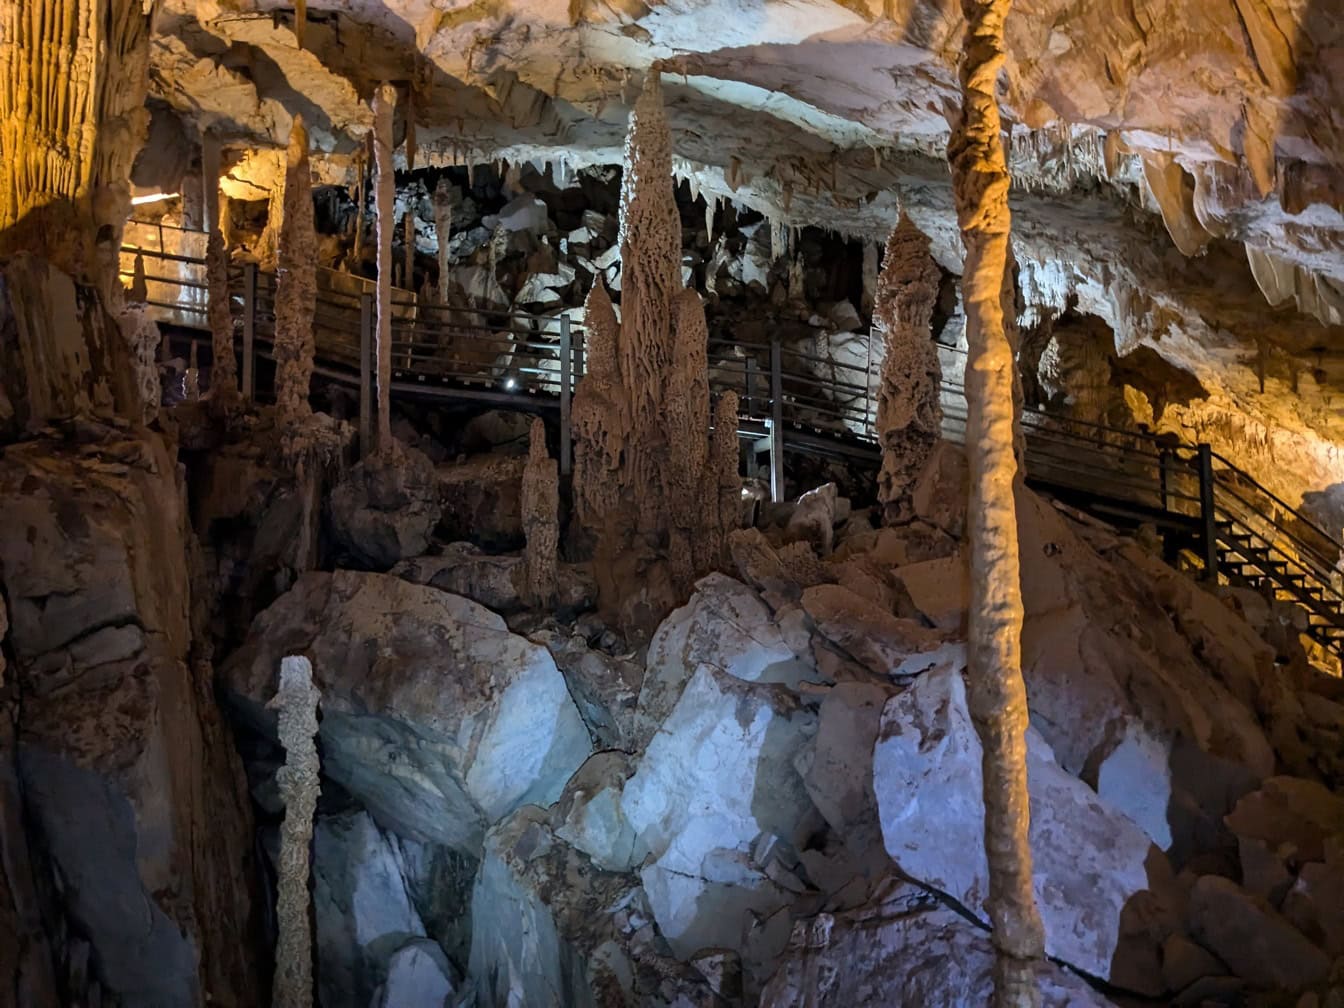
(125, 235), (1343, 657)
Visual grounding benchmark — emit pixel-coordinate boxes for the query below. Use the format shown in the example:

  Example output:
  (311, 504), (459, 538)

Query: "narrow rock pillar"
(269, 655), (321, 1008)
(434, 179), (454, 303)
(372, 83), (397, 452)
(947, 0), (1047, 1004)
(521, 419), (559, 609)
(274, 117), (316, 421)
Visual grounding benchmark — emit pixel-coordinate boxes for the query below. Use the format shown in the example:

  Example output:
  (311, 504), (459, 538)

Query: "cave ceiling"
(151, 0), (1344, 505)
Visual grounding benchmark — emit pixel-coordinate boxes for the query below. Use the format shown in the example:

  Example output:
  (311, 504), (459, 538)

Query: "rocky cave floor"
(3, 388), (1342, 1008)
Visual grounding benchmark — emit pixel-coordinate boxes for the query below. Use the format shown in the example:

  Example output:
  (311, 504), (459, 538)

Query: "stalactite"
(0, 0), (155, 283)
(521, 419), (559, 609)
(405, 87), (417, 172)
(665, 289), (712, 588)
(615, 68), (681, 524)
(352, 139), (369, 265)
(874, 214), (943, 523)
(269, 655), (321, 1008)
(206, 229), (241, 413)
(571, 277), (625, 531)
(947, 0), (1047, 1003)
(434, 179), (454, 303)
(372, 83), (397, 452)
(274, 117), (317, 422)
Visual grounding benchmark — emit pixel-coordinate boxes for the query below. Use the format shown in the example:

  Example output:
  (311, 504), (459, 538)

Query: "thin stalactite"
(372, 83), (397, 453)
(947, 0), (1047, 1004)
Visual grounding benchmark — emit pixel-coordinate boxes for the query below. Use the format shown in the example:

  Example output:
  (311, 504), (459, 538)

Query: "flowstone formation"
(270, 654), (322, 1008)
(521, 418), (559, 608)
(948, 0), (1048, 1001)
(274, 117), (317, 422)
(0, 0), (154, 284)
(874, 214), (943, 524)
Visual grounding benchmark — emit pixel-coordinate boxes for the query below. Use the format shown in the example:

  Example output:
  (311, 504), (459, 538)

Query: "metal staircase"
(121, 227), (1344, 659)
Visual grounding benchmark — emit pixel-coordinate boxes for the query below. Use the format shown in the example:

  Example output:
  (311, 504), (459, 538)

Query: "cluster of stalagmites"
(570, 70), (742, 608)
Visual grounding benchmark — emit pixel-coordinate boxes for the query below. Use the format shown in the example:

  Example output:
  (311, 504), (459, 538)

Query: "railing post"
(559, 314), (572, 476)
(1158, 448), (1172, 513)
(744, 356), (757, 418)
(769, 337), (785, 503)
(1197, 443), (1219, 581)
(242, 262), (256, 399)
(359, 293), (374, 458)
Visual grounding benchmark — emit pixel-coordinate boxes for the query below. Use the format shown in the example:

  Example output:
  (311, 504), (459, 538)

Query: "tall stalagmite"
(207, 229), (241, 411)
(615, 68), (681, 516)
(434, 179), (454, 303)
(666, 289), (712, 587)
(372, 84), (397, 452)
(708, 390), (742, 570)
(521, 419), (559, 609)
(0, 0), (156, 284)
(273, 118), (316, 421)
(571, 277), (625, 532)
(874, 214), (943, 523)
(947, 0), (1047, 1003)
(270, 655), (321, 1008)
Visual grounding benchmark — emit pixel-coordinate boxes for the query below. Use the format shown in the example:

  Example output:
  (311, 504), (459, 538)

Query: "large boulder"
(634, 573), (812, 748)
(532, 629), (644, 750)
(1186, 875), (1330, 990)
(621, 663), (820, 987)
(874, 663), (1173, 990)
(467, 805), (719, 1007)
(801, 583), (962, 681)
(437, 454), (526, 550)
(222, 570), (592, 852)
(759, 880), (1114, 1007)
(392, 541), (596, 616)
(329, 444), (439, 569)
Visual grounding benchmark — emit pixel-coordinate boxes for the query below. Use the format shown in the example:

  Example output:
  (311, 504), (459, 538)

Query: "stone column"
(269, 655), (321, 1008)
(372, 83), (397, 452)
(947, 0), (1046, 1004)
(274, 117), (316, 422)
(434, 179), (454, 303)
(521, 419), (559, 608)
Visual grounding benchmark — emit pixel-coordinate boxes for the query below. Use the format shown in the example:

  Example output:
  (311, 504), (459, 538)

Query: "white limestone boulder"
(371, 939), (458, 1008)
(634, 573), (811, 747)
(874, 664), (1171, 988)
(223, 571), (592, 851)
(621, 663), (819, 983)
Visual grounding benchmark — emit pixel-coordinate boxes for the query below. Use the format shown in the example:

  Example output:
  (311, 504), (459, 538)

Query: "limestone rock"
(553, 751), (640, 872)
(468, 806), (717, 1007)
(1225, 776), (1344, 866)
(437, 454), (526, 550)
(223, 571), (592, 851)
(759, 880), (1114, 1007)
(621, 664), (819, 986)
(892, 553), (969, 632)
(1186, 875), (1330, 990)
(313, 811), (429, 1008)
(635, 573), (808, 747)
(874, 664), (1170, 987)
(391, 542), (596, 617)
(785, 482), (838, 556)
(372, 939), (458, 1008)
(532, 629), (643, 751)
(908, 442), (969, 539)
(329, 444), (439, 570)
(801, 584), (962, 680)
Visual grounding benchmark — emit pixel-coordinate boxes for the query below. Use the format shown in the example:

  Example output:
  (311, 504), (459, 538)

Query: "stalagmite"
(206, 229), (241, 411)
(615, 68), (681, 514)
(706, 390), (742, 571)
(202, 130), (222, 236)
(0, 0), (155, 283)
(294, 0), (307, 49)
(274, 117), (317, 421)
(665, 289), (712, 587)
(130, 254), (149, 303)
(874, 214), (943, 523)
(434, 180), (454, 303)
(571, 277), (625, 531)
(403, 210), (415, 289)
(521, 419), (559, 608)
(372, 83), (398, 451)
(269, 655), (321, 1008)
(120, 306), (161, 426)
(947, 0), (1047, 1003)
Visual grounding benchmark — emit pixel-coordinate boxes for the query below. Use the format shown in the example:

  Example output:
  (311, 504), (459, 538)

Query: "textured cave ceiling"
(146, 0), (1344, 508)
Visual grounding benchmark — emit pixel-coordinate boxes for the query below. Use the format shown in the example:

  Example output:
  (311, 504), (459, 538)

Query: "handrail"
(123, 240), (1343, 655)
